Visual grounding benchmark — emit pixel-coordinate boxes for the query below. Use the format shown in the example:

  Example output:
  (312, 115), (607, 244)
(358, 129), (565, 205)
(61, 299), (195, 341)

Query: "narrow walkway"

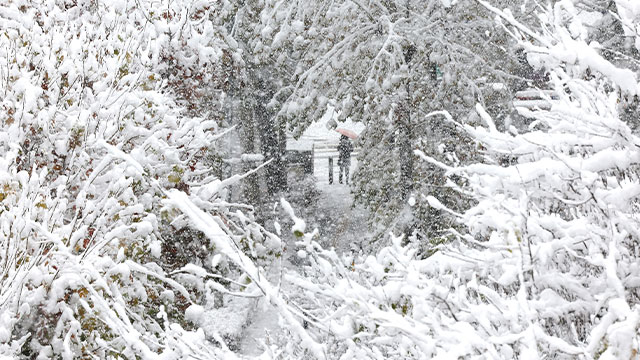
(312, 155), (368, 253)
(237, 148), (369, 357)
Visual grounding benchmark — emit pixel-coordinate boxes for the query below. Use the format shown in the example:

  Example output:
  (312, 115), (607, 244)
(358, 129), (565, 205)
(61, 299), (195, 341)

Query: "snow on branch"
(165, 190), (327, 359)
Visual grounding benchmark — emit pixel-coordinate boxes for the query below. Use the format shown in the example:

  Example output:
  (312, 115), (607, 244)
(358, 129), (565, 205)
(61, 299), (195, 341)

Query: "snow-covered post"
(328, 157), (334, 184)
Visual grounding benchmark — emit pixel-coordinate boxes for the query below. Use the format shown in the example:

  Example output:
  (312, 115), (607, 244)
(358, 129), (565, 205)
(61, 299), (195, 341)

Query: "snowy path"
(312, 156), (368, 253)
(237, 143), (368, 357)
(201, 119), (368, 356)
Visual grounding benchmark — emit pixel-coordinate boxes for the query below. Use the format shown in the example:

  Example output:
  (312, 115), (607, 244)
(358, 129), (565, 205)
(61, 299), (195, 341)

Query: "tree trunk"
(253, 69), (287, 195)
(397, 99), (413, 201)
(256, 105), (287, 195)
(239, 96), (261, 205)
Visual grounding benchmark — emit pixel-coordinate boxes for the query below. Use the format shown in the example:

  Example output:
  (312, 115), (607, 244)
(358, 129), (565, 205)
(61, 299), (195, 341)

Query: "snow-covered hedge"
(0, 0), (270, 358)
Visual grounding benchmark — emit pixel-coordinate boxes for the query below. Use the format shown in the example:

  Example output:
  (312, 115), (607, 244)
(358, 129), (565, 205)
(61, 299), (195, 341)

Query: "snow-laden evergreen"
(247, 0), (537, 240)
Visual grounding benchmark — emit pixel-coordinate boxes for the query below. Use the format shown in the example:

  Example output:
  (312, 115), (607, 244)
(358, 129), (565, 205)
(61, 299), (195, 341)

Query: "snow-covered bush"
(419, 1), (640, 357)
(0, 0), (275, 357)
(282, 234), (482, 359)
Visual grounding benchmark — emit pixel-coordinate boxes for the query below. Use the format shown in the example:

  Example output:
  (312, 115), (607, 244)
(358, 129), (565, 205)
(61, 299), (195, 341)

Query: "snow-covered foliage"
(283, 234), (491, 359)
(431, 1), (640, 356)
(3, 0), (640, 358)
(265, 1), (640, 359)
(0, 0), (273, 357)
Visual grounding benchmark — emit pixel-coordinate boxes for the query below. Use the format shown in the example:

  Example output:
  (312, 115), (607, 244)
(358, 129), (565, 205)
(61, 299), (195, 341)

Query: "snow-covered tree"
(205, 0), (291, 203)
(0, 0), (279, 357)
(431, 1), (640, 356)
(415, 0), (640, 357)
(582, 0), (640, 130)
(255, 0), (534, 241)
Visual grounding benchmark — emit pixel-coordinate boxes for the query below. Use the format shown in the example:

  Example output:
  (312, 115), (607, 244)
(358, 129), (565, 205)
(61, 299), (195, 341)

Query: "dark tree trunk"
(253, 68), (287, 195)
(256, 105), (287, 195)
(399, 45), (414, 201)
(239, 96), (261, 205)
(397, 100), (413, 201)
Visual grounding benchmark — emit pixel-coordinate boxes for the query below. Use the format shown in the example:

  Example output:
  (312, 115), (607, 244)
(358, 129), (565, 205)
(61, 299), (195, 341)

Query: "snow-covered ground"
(312, 158), (369, 253)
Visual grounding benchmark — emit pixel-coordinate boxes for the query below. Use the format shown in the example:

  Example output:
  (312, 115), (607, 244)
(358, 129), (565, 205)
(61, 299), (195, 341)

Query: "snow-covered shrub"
(281, 234), (480, 359)
(419, 1), (640, 357)
(0, 0), (274, 358)
(285, 173), (319, 218)
(154, 0), (236, 118)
